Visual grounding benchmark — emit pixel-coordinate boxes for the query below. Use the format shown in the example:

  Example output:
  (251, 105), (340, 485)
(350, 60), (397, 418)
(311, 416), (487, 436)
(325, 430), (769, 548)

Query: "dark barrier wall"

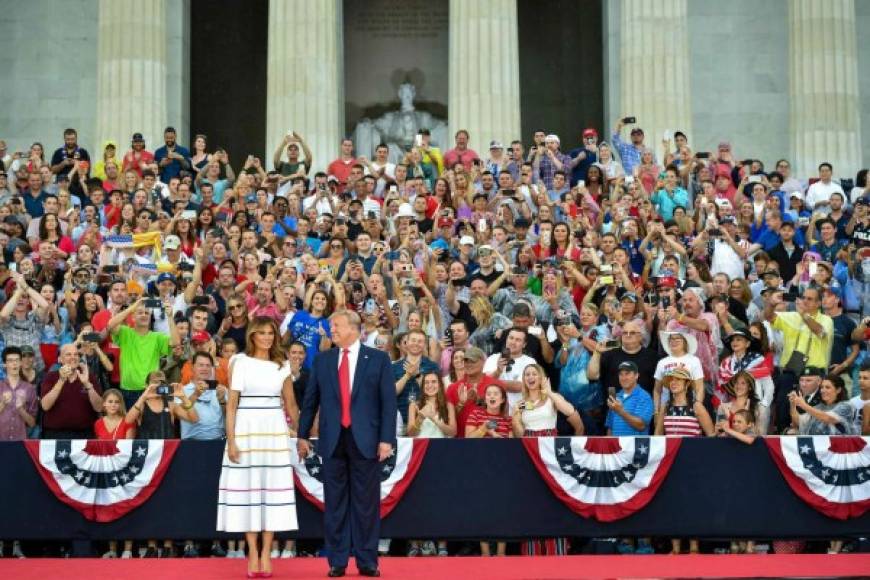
(1, 439), (867, 540)
(190, 0), (268, 163)
(518, 0), (604, 143)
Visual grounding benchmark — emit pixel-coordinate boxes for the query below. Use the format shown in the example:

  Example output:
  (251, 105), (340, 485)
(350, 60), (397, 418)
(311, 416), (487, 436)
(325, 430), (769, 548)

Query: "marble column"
(448, 0), (521, 153)
(95, 0), (168, 151)
(266, 0), (343, 173)
(789, 0), (862, 179)
(618, 0), (692, 152)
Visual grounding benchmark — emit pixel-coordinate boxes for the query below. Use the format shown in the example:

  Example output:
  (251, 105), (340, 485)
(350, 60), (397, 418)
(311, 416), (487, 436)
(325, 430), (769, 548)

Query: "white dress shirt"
(337, 339), (361, 392)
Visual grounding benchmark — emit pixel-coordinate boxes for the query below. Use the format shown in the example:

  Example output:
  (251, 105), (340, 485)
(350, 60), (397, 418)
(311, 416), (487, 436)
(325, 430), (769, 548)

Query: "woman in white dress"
(217, 316), (300, 578)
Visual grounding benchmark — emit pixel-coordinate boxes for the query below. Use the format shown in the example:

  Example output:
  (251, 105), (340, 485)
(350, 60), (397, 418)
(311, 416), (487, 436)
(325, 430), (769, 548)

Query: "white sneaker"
(121, 550), (132, 559)
(12, 542), (24, 559)
(233, 550), (246, 559)
(270, 549), (280, 558)
(102, 550), (117, 559)
(280, 549), (296, 558)
(226, 549), (236, 558)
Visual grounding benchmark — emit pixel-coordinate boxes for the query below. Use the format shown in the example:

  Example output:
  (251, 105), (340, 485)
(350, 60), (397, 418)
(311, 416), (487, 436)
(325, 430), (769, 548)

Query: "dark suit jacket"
(299, 344), (397, 459)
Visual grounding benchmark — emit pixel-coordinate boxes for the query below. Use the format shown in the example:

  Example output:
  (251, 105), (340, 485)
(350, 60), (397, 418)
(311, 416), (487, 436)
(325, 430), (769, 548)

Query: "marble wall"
(0, 0), (189, 158)
(0, 0), (99, 155)
(857, 0), (870, 175)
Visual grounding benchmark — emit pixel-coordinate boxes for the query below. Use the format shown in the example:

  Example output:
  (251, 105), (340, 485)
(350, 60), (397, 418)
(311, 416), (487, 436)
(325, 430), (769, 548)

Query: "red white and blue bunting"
(292, 437), (428, 518)
(766, 436), (870, 520)
(24, 439), (179, 522)
(522, 436), (682, 522)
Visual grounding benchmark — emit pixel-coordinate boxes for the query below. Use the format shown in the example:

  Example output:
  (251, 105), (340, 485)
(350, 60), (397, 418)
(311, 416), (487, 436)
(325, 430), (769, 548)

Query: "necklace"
(103, 416), (122, 440)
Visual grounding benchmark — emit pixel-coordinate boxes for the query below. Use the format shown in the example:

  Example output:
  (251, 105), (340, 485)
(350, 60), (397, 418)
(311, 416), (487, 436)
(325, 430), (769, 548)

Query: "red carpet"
(0, 554), (868, 579)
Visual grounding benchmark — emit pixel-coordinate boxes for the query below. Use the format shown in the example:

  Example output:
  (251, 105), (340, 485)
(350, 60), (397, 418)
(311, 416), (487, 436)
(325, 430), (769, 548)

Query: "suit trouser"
(323, 427), (380, 569)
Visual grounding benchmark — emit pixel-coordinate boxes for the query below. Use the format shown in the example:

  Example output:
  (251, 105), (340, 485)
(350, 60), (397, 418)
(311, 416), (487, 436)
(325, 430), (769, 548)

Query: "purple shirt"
(0, 379), (37, 441)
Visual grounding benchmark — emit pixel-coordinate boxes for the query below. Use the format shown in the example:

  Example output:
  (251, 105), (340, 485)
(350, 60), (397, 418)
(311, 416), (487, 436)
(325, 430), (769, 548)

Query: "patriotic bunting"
(24, 439), (179, 522)
(522, 436), (681, 521)
(292, 437), (429, 518)
(765, 436), (870, 520)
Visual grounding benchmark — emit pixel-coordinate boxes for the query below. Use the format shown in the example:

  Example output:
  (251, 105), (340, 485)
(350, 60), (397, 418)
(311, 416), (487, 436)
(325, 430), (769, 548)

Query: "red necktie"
(339, 348), (351, 427)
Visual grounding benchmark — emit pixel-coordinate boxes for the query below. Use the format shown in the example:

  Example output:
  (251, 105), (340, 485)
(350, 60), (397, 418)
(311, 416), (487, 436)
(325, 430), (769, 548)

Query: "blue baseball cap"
(156, 272), (176, 285)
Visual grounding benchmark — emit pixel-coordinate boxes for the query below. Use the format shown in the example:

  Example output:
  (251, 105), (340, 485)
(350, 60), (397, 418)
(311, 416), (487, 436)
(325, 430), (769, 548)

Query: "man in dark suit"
(298, 310), (397, 578)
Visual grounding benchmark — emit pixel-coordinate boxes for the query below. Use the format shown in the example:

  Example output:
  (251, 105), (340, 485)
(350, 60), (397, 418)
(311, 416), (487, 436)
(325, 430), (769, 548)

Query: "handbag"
(783, 322), (811, 376)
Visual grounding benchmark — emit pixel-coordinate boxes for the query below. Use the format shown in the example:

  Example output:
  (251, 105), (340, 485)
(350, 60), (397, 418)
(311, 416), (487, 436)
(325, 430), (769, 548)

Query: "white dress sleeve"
(229, 354), (246, 393)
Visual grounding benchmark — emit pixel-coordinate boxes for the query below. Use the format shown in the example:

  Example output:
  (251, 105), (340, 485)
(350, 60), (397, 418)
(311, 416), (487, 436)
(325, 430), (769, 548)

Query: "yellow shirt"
(422, 147), (444, 176)
(772, 311), (833, 370)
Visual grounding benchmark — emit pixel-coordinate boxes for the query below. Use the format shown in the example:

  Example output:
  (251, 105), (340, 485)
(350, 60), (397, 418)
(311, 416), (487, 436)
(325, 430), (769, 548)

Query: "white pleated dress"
(217, 354), (298, 532)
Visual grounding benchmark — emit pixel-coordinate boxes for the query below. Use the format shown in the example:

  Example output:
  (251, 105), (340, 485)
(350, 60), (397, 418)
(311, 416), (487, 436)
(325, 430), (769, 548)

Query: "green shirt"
(113, 325), (171, 391)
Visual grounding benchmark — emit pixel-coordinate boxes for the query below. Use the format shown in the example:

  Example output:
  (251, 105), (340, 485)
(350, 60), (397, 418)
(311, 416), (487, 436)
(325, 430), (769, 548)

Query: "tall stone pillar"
(95, 0), (168, 151)
(789, 0), (862, 179)
(266, 0), (343, 173)
(448, 0), (521, 153)
(618, 0), (692, 152)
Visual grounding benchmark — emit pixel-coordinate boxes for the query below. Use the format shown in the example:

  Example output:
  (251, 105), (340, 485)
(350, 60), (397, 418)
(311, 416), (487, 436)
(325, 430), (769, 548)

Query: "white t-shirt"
(482, 352), (535, 412)
(654, 354), (704, 383)
(368, 162), (396, 198)
(805, 180), (844, 209)
(847, 396), (868, 435)
(710, 239), (744, 280)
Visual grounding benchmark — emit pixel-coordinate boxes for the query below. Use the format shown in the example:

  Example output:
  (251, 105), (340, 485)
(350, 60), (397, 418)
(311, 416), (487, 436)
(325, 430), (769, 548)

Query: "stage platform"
(0, 554), (868, 580)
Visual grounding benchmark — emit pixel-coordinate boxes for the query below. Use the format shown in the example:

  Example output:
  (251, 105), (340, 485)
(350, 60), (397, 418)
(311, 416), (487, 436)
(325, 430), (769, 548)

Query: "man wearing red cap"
(567, 128), (599, 186)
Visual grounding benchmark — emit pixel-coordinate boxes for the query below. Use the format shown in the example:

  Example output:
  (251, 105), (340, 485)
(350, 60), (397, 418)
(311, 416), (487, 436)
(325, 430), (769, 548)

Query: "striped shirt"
(606, 385), (654, 436)
(662, 405), (702, 437)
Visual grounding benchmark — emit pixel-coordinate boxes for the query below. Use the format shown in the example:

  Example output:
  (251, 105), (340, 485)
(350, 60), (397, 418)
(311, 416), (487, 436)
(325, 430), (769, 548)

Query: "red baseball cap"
(582, 128), (598, 138)
(437, 218), (454, 229)
(658, 276), (678, 289)
(191, 331), (211, 343)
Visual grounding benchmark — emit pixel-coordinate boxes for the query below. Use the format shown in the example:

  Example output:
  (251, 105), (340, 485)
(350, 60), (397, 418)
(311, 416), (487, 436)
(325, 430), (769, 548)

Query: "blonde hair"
(101, 388), (127, 416)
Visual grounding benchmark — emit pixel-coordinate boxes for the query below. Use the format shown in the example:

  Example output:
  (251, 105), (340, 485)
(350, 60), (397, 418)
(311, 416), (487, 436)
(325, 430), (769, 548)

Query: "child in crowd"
(717, 408), (757, 554)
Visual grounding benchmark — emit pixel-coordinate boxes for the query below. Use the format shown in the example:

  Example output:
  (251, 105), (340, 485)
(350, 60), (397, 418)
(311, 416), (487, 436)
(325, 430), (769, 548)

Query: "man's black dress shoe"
(358, 567), (381, 577)
(327, 566), (346, 577)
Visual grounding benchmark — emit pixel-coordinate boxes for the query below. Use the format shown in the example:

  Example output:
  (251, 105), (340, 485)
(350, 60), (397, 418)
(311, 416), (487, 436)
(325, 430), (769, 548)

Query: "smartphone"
(502, 189), (515, 198)
(192, 296), (210, 306)
(444, 328), (453, 346)
(624, 175), (635, 185)
(388, 185), (398, 194)
(364, 298), (378, 315)
(742, 159), (753, 166)
(604, 339), (621, 349)
(808, 262), (817, 278)
(177, 262), (195, 272)
(205, 379), (218, 390)
(336, 217), (346, 226)
(414, 134), (423, 147)
(797, 217), (810, 227)
(696, 152), (710, 159)
(486, 419), (498, 430)
(662, 129), (672, 141)
(103, 265), (119, 274)
(578, 180), (585, 188)
(400, 278), (415, 288)
(608, 386), (617, 399)
(83, 332), (102, 343)
(181, 210), (197, 220)
(478, 218), (487, 233)
(748, 175), (762, 184)
(527, 325), (543, 337)
(622, 116), (636, 124)
(709, 228), (722, 237)
(661, 296), (671, 309)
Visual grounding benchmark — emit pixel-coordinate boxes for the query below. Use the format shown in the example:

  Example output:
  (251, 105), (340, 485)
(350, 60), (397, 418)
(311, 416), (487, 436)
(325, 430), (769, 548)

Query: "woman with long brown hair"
(218, 316), (299, 578)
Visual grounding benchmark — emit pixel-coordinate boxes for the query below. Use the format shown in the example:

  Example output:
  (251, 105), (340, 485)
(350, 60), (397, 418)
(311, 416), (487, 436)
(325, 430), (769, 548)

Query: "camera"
(400, 278), (415, 288)
(177, 262), (195, 272)
(500, 350), (514, 373)
(708, 228), (722, 237)
(156, 384), (172, 397)
(83, 332), (102, 343)
(205, 379), (218, 390)
(192, 296), (210, 306)
(144, 298), (163, 309)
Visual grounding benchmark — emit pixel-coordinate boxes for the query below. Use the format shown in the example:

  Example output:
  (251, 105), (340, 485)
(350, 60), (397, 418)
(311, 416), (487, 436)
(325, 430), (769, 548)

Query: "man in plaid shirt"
(611, 118), (653, 175)
(533, 134), (573, 191)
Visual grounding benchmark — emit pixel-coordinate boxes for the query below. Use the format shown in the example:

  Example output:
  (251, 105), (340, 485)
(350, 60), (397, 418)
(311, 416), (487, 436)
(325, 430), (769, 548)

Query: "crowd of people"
(0, 122), (868, 558)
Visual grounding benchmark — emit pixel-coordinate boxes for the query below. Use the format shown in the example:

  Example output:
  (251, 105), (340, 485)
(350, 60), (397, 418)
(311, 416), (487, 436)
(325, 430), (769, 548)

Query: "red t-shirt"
(122, 150), (155, 178)
(465, 408), (512, 438)
(445, 375), (501, 437)
(326, 157), (357, 193)
(94, 417), (134, 440)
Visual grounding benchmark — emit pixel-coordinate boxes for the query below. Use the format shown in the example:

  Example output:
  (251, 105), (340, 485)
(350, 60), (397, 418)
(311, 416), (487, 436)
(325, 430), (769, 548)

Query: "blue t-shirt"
(154, 144), (192, 182)
(605, 385), (655, 436)
(283, 310), (331, 369)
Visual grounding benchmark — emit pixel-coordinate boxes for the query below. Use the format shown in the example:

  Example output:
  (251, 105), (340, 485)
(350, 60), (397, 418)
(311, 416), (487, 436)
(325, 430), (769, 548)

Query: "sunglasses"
(229, 304), (244, 311)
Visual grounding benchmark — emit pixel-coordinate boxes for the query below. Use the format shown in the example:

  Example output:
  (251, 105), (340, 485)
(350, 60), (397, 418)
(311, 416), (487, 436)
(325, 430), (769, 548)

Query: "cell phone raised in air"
(143, 298), (163, 309)
(191, 296), (210, 306)
(205, 380), (218, 390)
(83, 332), (102, 343)
(103, 265), (120, 274)
(622, 116), (636, 124)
